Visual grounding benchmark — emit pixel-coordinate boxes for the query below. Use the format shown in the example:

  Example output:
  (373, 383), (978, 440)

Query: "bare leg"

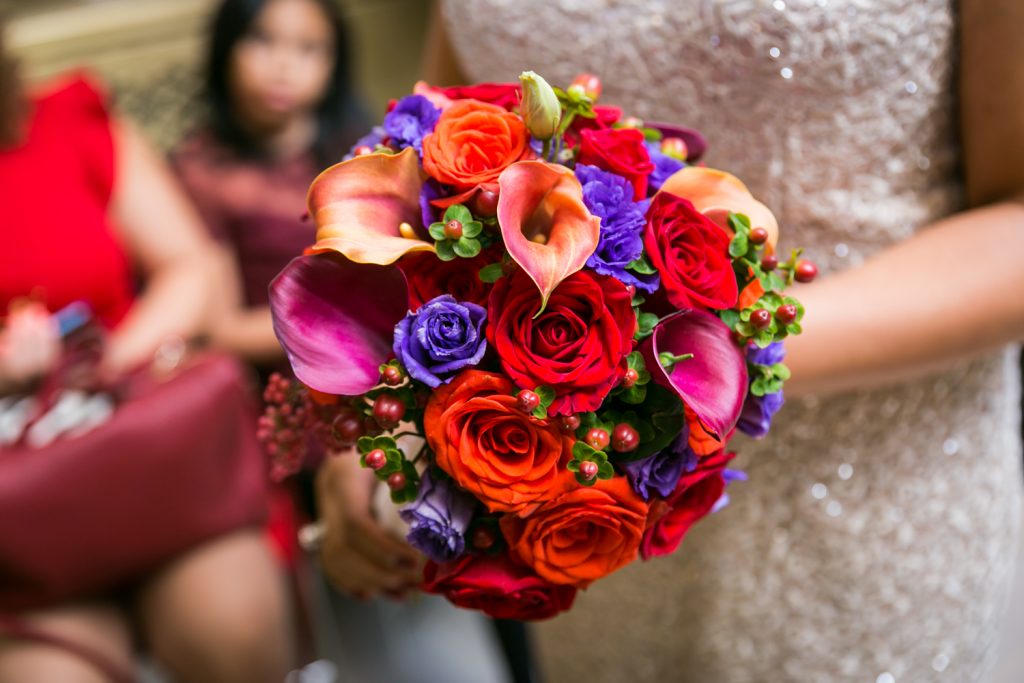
(0, 602), (134, 683)
(138, 528), (295, 683)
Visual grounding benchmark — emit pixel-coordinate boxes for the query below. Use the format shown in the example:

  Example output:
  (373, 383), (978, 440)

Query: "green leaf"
(428, 222), (447, 241)
(435, 240), (457, 261)
(727, 212), (752, 233)
(773, 363), (791, 381)
(641, 127), (662, 142)
(627, 254), (657, 275)
(535, 385), (556, 407)
(631, 292), (646, 307)
(786, 322), (803, 335)
(750, 376), (769, 397)
(531, 406), (548, 420)
(735, 321), (755, 337)
(719, 309), (741, 330)
(758, 269), (786, 292)
(453, 237), (481, 258)
(597, 461), (615, 478)
(444, 204), (472, 224)
(478, 263), (504, 283)
(461, 220), (483, 238)
(356, 436), (374, 453)
(620, 384), (647, 404)
(729, 232), (749, 258)
(754, 329), (775, 348)
(635, 312), (659, 339)
(626, 351), (645, 372)
(566, 460), (580, 472)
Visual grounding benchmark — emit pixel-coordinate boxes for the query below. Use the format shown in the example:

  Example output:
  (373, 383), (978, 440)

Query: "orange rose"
(500, 477), (649, 588)
(422, 99), (530, 193)
(424, 370), (573, 514)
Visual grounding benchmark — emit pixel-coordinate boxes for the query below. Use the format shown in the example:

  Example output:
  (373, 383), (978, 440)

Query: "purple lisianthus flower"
(645, 141), (686, 194)
(343, 126), (387, 160)
(393, 295), (487, 388)
(384, 94), (442, 155)
(747, 341), (786, 367)
(420, 178), (445, 230)
(621, 426), (696, 500)
(737, 389), (784, 438)
(399, 470), (476, 563)
(575, 164), (660, 293)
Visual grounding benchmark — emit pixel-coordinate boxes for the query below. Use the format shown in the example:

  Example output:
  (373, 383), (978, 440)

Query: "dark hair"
(0, 19), (25, 148)
(204, 0), (364, 165)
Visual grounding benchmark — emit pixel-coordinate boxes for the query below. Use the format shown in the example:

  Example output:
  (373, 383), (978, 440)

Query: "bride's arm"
(783, 0), (1024, 398)
(421, 1), (468, 85)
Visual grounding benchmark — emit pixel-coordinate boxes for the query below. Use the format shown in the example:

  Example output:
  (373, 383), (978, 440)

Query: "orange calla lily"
(658, 167), (779, 251)
(496, 161), (600, 308)
(307, 147), (434, 265)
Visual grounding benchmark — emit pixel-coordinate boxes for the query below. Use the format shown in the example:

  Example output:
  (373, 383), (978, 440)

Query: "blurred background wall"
(5, 0), (432, 150)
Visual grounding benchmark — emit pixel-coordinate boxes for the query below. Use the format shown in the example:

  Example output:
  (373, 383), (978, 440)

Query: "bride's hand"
(314, 449), (423, 599)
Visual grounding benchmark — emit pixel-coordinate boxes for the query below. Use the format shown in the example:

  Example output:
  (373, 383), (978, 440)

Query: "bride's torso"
(442, 2), (1022, 681)
(443, 0), (960, 266)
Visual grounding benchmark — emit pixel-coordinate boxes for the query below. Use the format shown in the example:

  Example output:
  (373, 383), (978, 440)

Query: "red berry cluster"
(258, 373), (334, 482)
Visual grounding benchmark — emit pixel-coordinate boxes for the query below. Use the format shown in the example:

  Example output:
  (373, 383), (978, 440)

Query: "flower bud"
(518, 70), (561, 141)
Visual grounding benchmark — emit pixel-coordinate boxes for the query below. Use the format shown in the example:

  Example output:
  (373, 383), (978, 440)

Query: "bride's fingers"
(347, 516), (422, 580)
(320, 546), (408, 596)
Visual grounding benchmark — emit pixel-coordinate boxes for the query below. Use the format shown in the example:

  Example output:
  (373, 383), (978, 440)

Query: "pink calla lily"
(497, 161), (600, 308)
(269, 254), (409, 395)
(307, 147), (434, 265)
(640, 309), (748, 440)
(658, 166), (779, 251)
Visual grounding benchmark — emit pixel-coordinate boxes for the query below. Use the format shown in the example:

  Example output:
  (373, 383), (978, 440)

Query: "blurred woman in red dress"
(0, 22), (293, 683)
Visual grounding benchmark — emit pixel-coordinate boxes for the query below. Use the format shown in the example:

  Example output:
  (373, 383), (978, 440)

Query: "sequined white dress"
(441, 1), (1022, 681)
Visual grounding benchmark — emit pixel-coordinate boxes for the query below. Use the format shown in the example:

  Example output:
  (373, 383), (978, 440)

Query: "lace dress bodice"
(442, 1), (1022, 681)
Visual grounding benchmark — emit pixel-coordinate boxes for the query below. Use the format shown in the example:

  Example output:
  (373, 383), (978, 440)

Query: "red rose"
(487, 269), (635, 416)
(423, 552), (577, 621)
(575, 127), (654, 199)
(640, 450), (734, 560)
(565, 104), (622, 147)
(643, 192), (738, 310)
(398, 250), (497, 310)
(438, 82), (522, 111)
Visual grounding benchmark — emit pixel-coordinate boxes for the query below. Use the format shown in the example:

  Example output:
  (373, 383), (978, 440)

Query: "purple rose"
(621, 427), (696, 500)
(400, 470), (476, 563)
(575, 164), (660, 293)
(384, 94), (442, 155)
(747, 341), (786, 366)
(644, 141), (686, 194)
(393, 295), (487, 388)
(737, 389), (784, 438)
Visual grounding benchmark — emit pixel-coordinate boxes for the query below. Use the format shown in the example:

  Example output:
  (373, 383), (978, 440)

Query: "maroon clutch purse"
(0, 353), (269, 611)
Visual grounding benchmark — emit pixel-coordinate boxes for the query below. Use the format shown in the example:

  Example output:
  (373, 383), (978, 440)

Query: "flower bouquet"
(261, 71), (815, 620)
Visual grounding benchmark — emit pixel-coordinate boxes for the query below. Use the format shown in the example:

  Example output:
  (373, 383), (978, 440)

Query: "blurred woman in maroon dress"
(171, 2), (521, 681)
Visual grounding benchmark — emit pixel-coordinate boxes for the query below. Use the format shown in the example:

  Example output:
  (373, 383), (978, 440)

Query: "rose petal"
(308, 147), (434, 265)
(497, 161), (600, 308)
(269, 254), (409, 395)
(641, 309), (748, 440)
(657, 166), (779, 251)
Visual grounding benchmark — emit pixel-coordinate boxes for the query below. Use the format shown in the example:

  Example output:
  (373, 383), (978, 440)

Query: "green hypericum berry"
(429, 205), (483, 261)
